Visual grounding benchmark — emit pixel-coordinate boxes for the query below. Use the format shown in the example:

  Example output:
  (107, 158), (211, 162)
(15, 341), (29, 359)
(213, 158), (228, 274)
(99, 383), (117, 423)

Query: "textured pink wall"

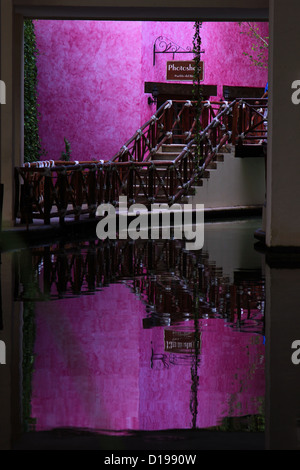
(141, 21), (268, 120)
(35, 20), (143, 162)
(31, 284), (265, 432)
(34, 20), (268, 162)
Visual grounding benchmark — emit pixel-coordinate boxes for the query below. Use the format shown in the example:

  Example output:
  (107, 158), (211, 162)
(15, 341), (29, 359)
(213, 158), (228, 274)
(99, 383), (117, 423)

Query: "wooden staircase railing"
(111, 99), (222, 163)
(232, 98), (268, 147)
(14, 98), (267, 225)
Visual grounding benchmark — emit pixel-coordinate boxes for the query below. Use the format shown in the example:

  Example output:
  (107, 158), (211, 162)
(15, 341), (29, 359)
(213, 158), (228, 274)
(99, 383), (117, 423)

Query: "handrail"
(112, 99), (225, 163)
(15, 98), (267, 225)
(112, 99), (173, 162)
(231, 98), (268, 145)
(174, 100), (236, 166)
(169, 100), (236, 203)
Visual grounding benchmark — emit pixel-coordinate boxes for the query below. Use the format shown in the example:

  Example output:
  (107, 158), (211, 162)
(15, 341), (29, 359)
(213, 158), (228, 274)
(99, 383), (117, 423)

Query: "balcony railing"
(14, 98), (267, 226)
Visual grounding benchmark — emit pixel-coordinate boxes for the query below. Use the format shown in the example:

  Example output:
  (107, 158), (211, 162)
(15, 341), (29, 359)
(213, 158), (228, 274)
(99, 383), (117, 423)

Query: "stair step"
(215, 154), (224, 162)
(138, 168), (169, 174)
(135, 184), (200, 196)
(161, 144), (187, 153)
(206, 162), (217, 170)
(220, 144), (232, 153)
(181, 195), (193, 203)
(148, 161), (176, 167)
(129, 197), (173, 204)
(151, 152), (178, 161)
(132, 178), (204, 189)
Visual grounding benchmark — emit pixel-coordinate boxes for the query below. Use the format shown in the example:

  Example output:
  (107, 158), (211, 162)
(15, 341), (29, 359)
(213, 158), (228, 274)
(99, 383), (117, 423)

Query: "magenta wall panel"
(31, 284), (264, 432)
(34, 20), (268, 162)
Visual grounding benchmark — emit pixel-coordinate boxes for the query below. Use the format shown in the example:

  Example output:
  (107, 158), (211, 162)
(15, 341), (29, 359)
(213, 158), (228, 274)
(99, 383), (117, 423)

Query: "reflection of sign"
(166, 61), (204, 82)
(164, 329), (201, 354)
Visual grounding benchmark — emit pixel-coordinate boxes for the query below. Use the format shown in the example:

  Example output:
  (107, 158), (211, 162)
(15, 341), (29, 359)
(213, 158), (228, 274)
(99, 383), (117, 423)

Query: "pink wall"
(31, 284), (265, 432)
(35, 20), (143, 162)
(34, 20), (268, 162)
(141, 21), (268, 121)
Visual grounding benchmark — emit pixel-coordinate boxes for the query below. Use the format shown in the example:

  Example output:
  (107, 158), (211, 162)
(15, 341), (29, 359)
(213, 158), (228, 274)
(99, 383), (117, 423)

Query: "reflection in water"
(14, 220), (265, 435)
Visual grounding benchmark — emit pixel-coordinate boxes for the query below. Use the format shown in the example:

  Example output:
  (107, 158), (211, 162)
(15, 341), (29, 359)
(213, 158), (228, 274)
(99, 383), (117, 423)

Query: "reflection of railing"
(14, 238), (265, 334)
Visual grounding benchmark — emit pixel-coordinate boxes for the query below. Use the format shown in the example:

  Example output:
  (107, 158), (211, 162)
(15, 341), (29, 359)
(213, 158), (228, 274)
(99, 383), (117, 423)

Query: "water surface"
(17, 218), (265, 436)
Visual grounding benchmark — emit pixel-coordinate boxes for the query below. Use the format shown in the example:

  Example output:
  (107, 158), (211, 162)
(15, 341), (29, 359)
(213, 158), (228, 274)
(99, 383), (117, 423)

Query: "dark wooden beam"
(223, 85), (265, 100)
(145, 82), (218, 99)
(235, 144), (266, 158)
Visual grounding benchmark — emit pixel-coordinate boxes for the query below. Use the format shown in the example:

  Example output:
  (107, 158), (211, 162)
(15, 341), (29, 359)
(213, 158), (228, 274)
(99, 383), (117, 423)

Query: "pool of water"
(14, 218), (265, 438)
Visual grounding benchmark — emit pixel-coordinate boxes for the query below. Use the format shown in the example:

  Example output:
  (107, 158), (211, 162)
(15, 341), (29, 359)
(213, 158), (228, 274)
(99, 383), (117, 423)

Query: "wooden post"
(183, 156), (188, 184)
(128, 164), (134, 204)
(87, 167), (97, 218)
(43, 173), (51, 225)
(58, 172), (67, 226)
(231, 102), (239, 145)
(75, 170), (83, 222)
(169, 165), (174, 200)
(148, 164), (154, 208)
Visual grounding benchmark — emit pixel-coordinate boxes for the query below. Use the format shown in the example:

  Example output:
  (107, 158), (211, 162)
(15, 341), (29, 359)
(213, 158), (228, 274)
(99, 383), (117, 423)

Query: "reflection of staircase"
(14, 238), (265, 337)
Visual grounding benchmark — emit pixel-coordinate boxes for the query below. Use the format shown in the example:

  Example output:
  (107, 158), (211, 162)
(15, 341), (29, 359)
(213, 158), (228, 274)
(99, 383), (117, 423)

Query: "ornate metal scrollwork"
(153, 36), (194, 66)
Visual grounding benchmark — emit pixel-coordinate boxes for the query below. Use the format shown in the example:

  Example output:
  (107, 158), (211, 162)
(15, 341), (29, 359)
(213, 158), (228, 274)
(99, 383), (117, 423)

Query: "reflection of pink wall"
(31, 284), (265, 432)
(141, 320), (265, 430)
(31, 284), (143, 431)
(35, 20), (268, 162)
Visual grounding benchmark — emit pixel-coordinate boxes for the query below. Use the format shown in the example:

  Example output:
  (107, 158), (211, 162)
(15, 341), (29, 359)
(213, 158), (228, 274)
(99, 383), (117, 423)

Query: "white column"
(0, 252), (23, 450)
(266, 0), (300, 247)
(265, 263), (300, 449)
(0, 2), (23, 227)
(0, 0), (14, 226)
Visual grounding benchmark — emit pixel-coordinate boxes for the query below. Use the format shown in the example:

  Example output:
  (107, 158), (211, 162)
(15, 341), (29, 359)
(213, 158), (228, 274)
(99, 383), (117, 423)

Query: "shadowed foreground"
(13, 429), (265, 450)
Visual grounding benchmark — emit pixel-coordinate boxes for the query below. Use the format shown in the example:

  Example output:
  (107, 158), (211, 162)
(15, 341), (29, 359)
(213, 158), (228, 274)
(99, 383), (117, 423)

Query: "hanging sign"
(166, 60), (204, 82)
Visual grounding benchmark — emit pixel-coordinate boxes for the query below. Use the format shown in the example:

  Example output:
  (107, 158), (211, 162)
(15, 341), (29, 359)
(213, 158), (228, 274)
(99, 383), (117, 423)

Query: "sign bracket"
(153, 36), (204, 66)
